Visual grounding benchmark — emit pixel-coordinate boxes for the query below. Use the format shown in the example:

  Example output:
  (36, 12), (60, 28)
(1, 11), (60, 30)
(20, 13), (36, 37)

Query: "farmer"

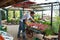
(17, 11), (35, 40)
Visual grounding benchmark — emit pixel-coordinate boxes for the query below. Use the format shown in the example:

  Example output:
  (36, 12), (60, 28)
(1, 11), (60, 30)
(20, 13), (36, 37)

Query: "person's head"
(30, 11), (35, 17)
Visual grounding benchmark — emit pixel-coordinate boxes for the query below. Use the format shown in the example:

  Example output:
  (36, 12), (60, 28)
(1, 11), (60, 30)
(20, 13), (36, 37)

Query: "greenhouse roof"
(29, 2), (59, 11)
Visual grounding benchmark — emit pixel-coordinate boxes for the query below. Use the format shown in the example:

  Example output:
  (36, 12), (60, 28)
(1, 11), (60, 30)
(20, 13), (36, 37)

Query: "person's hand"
(26, 24), (30, 26)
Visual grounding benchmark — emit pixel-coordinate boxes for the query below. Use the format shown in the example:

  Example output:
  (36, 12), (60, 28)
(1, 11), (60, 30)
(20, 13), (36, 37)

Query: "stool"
(44, 35), (58, 40)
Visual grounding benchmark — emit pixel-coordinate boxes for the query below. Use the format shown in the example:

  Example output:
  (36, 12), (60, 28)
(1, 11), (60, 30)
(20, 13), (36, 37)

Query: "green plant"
(34, 14), (41, 23)
(15, 18), (19, 24)
(44, 27), (53, 35)
(43, 21), (50, 25)
(8, 17), (12, 23)
(0, 26), (7, 32)
(52, 16), (60, 34)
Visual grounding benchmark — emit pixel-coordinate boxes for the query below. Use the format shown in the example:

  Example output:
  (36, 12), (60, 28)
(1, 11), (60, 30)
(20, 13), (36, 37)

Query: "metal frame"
(13, 10), (15, 18)
(59, 3), (60, 16)
(2, 9), (8, 22)
(29, 2), (60, 39)
(0, 8), (6, 26)
(42, 10), (43, 19)
(0, 10), (2, 26)
(31, 2), (59, 5)
(58, 3), (60, 40)
(30, 2), (59, 11)
(21, 2), (59, 29)
(30, 2), (59, 27)
(50, 4), (53, 28)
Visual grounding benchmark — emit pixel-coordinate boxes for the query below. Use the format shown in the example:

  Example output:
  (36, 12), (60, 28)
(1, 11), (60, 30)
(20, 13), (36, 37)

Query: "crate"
(0, 31), (13, 40)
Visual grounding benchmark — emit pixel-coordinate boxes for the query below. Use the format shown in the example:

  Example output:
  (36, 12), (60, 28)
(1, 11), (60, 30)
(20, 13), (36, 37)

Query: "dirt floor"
(1, 20), (33, 40)
(4, 25), (33, 40)
(5, 25), (19, 40)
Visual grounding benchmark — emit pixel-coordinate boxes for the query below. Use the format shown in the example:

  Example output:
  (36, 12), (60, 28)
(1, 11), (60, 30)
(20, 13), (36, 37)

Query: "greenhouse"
(0, 0), (60, 40)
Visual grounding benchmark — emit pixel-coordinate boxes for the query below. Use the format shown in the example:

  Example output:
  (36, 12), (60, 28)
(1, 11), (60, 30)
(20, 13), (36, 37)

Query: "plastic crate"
(0, 31), (13, 40)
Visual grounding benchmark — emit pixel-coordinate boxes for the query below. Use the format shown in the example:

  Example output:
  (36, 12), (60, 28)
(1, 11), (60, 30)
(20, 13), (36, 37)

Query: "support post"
(51, 4), (53, 28)
(3, 9), (8, 22)
(13, 10), (15, 18)
(42, 10), (43, 19)
(0, 9), (2, 26)
(4, 10), (8, 22)
(20, 10), (23, 19)
(58, 3), (60, 40)
(3, 8), (8, 22)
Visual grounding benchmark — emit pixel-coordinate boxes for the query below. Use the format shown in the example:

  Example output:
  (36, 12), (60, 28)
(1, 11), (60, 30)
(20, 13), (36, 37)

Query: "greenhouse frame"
(0, 1), (60, 40)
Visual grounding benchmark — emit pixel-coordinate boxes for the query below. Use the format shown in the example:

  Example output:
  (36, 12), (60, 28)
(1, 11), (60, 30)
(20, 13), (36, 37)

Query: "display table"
(0, 31), (13, 40)
(27, 23), (48, 31)
(44, 35), (58, 40)
(26, 27), (44, 40)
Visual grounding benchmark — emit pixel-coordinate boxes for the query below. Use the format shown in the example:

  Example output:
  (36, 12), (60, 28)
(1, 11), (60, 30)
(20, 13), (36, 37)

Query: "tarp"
(0, 0), (26, 8)
(13, 1), (36, 8)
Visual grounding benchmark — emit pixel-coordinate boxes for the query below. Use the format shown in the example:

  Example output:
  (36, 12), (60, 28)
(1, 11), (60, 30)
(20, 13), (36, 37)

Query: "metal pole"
(6, 9), (8, 22)
(13, 10), (15, 18)
(5, 11), (6, 19)
(51, 4), (53, 28)
(59, 3), (60, 16)
(42, 10), (43, 19)
(0, 9), (2, 26)
(2, 9), (8, 21)
(20, 10), (23, 19)
(58, 3), (60, 40)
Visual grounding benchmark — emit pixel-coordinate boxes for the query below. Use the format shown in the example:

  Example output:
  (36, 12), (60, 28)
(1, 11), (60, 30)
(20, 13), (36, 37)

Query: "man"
(17, 11), (35, 40)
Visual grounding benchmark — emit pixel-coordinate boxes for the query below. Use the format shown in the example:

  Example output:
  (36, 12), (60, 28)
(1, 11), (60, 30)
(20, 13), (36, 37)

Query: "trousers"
(17, 21), (26, 40)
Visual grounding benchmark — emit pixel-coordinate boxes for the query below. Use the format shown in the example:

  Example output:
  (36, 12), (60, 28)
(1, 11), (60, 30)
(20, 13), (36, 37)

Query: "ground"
(4, 25), (33, 40)
(1, 20), (33, 40)
(5, 25), (19, 40)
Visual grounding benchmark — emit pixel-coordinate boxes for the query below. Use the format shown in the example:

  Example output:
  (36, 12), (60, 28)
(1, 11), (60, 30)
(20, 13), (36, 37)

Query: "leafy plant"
(34, 14), (41, 23)
(15, 18), (20, 24)
(52, 16), (60, 34)
(44, 27), (53, 35)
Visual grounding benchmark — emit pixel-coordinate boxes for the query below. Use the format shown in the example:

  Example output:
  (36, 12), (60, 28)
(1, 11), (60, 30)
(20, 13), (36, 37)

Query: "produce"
(38, 24), (48, 31)
(29, 23), (48, 31)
